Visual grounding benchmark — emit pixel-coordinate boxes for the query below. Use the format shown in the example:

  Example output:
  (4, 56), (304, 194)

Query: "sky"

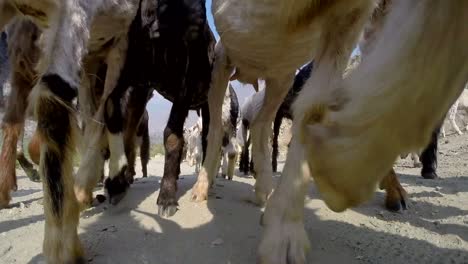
(147, 0), (360, 134)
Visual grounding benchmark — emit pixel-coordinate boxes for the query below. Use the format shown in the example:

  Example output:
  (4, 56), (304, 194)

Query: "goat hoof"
(191, 180), (209, 202)
(156, 190), (179, 217)
(158, 205), (178, 217)
(26, 169), (41, 182)
(95, 194), (107, 204)
(422, 171), (438, 179)
(0, 193), (11, 209)
(385, 189), (407, 212)
(385, 198), (407, 211)
(258, 220), (309, 264)
(104, 175), (130, 205)
(74, 186), (94, 210)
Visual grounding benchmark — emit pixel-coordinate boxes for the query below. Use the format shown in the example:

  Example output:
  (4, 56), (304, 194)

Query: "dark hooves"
(156, 196), (179, 217)
(386, 198), (407, 212)
(422, 171), (438, 179)
(104, 167), (130, 205)
(95, 194), (107, 204)
(26, 169), (41, 183)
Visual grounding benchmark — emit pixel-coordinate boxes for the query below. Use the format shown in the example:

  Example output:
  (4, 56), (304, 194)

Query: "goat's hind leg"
(157, 100), (189, 217)
(34, 1), (96, 261)
(192, 43), (233, 201)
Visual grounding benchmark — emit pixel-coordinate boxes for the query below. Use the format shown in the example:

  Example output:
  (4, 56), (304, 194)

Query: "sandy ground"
(1, 133), (468, 264)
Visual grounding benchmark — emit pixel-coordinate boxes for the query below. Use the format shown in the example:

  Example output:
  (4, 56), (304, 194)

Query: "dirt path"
(1, 134), (467, 263)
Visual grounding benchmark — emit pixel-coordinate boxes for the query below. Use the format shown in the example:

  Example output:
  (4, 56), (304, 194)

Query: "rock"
(211, 238), (224, 247)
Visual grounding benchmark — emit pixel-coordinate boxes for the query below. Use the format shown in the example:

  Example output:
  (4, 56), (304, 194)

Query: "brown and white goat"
(0, 0), (142, 262)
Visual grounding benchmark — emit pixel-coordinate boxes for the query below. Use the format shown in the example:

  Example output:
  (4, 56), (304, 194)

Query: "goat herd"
(0, 0), (466, 263)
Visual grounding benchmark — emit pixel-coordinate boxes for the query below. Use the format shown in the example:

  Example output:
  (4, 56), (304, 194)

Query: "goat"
(219, 84), (240, 180)
(257, 1), (467, 263)
(185, 84), (240, 180)
(0, 0), (143, 262)
(110, 0), (215, 217)
(238, 89), (264, 175)
(185, 118), (203, 173)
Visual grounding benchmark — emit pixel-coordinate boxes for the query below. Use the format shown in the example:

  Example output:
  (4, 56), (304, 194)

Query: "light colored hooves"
(74, 187), (93, 211)
(158, 205), (178, 218)
(191, 180), (210, 202)
(44, 236), (85, 264)
(258, 221), (310, 264)
(255, 181), (273, 207)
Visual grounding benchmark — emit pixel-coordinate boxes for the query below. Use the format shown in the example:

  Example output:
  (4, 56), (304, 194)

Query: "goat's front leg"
(192, 43), (233, 202)
(251, 75), (293, 206)
(157, 100), (189, 217)
(258, 137), (310, 264)
(76, 39), (129, 207)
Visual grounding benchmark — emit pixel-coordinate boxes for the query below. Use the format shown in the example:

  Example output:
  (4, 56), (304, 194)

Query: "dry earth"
(0, 124), (467, 263)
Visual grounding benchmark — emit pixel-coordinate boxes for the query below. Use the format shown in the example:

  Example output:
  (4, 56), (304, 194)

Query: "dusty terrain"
(1, 127), (468, 263)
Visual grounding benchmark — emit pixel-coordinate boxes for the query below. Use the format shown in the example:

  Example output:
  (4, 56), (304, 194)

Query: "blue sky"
(147, 0), (360, 134)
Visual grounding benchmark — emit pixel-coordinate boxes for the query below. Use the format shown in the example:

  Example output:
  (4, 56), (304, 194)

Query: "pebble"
(19, 203), (25, 209)
(211, 238), (224, 247)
